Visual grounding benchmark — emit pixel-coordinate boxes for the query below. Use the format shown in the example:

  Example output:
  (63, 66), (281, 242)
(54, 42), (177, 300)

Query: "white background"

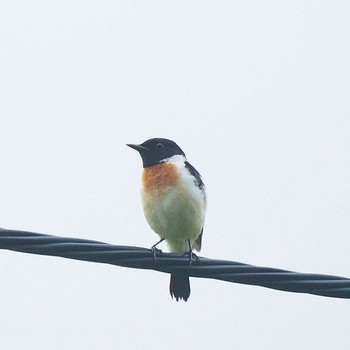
(1, 1), (350, 349)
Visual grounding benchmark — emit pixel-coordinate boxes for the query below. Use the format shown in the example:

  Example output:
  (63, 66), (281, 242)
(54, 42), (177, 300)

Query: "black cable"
(1, 228), (350, 299)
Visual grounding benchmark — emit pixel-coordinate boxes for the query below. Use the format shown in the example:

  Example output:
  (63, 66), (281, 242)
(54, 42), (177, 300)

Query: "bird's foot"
(151, 238), (165, 263)
(183, 239), (199, 265)
(183, 251), (199, 265)
(151, 245), (163, 259)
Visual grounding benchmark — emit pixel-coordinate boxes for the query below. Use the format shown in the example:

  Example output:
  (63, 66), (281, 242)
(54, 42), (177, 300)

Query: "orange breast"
(142, 163), (179, 194)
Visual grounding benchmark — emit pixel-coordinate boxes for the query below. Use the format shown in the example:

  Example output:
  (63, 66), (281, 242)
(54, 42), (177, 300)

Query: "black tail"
(169, 274), (190, 301)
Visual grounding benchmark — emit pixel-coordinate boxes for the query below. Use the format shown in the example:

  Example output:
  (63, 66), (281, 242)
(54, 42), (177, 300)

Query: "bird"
(127, 138), (206, 301)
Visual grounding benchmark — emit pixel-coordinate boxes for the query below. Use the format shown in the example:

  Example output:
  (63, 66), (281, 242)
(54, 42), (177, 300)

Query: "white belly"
(142, 169), (206, 253)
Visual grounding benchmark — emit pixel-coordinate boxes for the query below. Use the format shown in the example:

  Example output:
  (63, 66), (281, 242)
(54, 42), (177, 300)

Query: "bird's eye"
(156, 143), (164, 149)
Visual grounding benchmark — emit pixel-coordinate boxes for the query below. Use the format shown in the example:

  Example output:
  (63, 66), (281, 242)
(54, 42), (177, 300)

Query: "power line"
(1, 228), (350, 299)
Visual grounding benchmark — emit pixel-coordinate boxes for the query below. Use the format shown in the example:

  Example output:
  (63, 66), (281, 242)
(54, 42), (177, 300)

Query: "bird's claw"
(151, 245), (163, 263)
(183, 251), (199, 265)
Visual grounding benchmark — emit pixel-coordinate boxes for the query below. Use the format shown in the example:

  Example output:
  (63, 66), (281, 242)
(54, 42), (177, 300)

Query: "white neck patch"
(161, 154), (187, 164)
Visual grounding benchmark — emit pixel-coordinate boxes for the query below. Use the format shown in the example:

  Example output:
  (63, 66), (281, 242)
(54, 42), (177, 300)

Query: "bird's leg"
(151, 238), (165, 261)
(183, 239), (199, 265)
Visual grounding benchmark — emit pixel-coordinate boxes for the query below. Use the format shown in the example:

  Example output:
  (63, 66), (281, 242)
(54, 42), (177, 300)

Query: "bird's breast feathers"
(141, 155), (206, 252)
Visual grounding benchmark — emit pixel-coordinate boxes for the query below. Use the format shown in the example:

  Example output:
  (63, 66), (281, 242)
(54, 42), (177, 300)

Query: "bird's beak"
(126, 144), (149, 152)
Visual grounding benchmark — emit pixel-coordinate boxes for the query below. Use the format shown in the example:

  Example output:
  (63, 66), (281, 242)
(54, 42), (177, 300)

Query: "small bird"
(127, 138), (206, 301)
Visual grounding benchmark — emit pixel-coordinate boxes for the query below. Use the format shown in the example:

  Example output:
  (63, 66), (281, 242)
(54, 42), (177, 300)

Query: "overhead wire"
(1, 228), (350, 299)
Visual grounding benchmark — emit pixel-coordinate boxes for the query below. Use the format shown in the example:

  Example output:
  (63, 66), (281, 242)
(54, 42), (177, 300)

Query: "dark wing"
(185, 161), (205, 252)
(184, 161), (205, 191)
(193, 227), (203, 252)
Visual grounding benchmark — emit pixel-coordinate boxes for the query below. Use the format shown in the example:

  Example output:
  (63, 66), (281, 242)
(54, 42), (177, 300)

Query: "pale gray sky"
(1, 1), (350, 349)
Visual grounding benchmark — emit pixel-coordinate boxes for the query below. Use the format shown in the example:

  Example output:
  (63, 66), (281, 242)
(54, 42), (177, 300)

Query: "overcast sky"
(1, 1), (350, 349)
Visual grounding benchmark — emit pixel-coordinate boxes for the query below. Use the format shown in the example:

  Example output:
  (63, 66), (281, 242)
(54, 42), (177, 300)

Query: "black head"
(127, 138), (186, 168)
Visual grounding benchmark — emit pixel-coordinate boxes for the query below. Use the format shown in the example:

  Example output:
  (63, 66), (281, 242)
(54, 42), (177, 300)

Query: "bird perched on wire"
(127, 138), (206, 301)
